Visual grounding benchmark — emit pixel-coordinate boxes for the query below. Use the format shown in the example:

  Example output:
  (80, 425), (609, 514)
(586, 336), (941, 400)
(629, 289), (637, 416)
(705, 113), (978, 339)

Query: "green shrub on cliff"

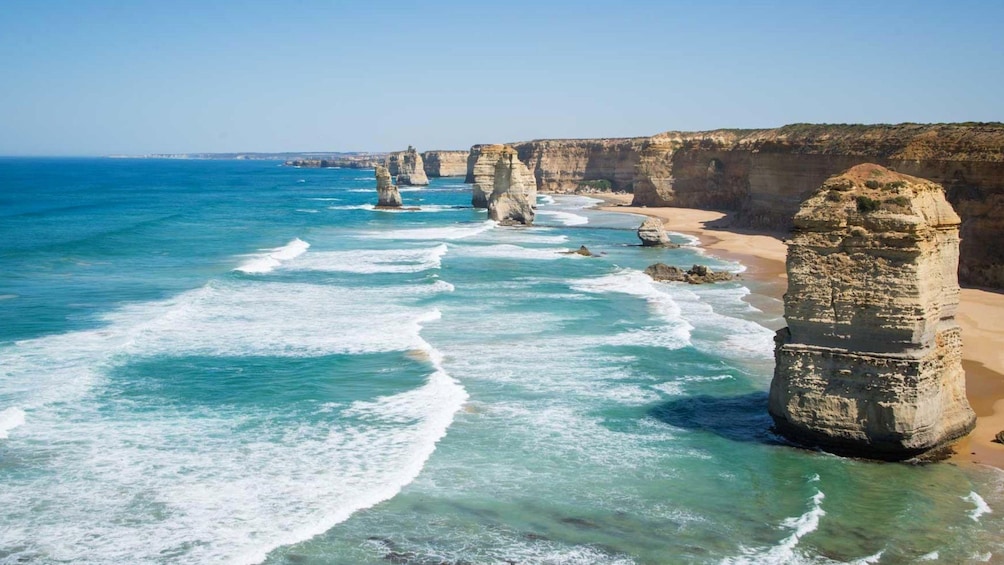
(577, 179), (612, 191)
(856, 195), (881, 213)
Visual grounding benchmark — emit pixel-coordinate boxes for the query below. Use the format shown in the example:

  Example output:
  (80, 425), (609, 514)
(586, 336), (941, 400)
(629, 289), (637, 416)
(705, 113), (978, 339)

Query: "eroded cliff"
(386, 146), (429, 186)
(422, 150), (468, 177)
(769, 164), (976, 459)
(488, 148), (536, 225)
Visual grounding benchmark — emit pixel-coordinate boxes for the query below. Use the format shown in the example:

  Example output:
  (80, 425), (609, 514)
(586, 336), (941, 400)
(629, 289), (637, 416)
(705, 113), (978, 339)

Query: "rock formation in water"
(374, 165), (402, 208)
(488, 148), (537, 225)
(385, 146), (429, 186)
(644, 263), (735, 284)
(769, 164), (976, 460)
(468, 144), (507, 208)
(637, 217), (676, 247)
(422, 150), (468, 177)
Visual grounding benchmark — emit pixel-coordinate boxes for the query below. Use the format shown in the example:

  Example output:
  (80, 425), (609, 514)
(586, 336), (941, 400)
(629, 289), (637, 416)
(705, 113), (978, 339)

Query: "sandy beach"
(595, 194), (1004, 469)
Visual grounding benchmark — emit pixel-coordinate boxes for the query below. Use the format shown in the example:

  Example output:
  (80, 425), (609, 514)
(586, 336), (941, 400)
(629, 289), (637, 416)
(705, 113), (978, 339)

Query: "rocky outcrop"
(637, 218), (676, 247)
(644, 263), (735, 284)
(488, 148), (537, 225)
(385, 146), (429, 186)
(284, 155), (385, 169)
(374, 165), (402, 208)
(422, 150), (468, 177)
(769, 164), (976, 460)
(468, 145), (507, 208)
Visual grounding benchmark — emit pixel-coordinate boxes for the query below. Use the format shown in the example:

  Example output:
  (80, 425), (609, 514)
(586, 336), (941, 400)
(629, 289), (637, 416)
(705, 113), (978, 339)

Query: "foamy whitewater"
(0, 159), (1001, 564)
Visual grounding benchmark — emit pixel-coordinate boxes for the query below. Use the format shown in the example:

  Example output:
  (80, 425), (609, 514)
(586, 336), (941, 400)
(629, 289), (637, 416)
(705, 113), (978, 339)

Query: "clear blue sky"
(1, 0), (1002, 155)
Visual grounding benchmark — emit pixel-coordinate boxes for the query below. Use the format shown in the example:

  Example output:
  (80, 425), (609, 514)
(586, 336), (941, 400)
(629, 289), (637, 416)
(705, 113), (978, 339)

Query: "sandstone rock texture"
(374, 165), (402, 208)
(637, 217), (674, 246)
(644, 263), (735, 284)
(385, 146), (429, 186)
(484, 123), (1004, 288)
(422, 150), (468, 177)
(468, 144), (507, 208)
(769, 164), (976, 460)
(488, 148), (537, 225)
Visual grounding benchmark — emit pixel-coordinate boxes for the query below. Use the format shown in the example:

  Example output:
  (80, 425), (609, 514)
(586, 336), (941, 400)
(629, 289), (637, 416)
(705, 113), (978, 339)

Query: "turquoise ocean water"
(0, 158), (1001, 564)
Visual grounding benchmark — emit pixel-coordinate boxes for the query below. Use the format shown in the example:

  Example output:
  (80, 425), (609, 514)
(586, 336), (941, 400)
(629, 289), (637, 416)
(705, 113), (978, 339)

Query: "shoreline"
(590, 193), (1004, 470)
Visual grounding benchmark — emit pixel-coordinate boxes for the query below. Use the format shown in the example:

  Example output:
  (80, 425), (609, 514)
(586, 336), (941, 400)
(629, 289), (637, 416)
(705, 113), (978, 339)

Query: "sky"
(1, 0), (1002, 155)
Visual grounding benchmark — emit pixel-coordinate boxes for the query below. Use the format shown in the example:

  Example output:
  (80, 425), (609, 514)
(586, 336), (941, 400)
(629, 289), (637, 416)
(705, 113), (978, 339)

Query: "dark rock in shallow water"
(644, 263), (736, 284)
(562, 245), (593, 256)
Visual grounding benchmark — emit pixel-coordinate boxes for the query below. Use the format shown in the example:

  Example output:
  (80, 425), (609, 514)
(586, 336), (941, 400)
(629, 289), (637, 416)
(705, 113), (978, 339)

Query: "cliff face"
(510, 138), (647, 192)
(374, 165), (402, 208)
(769, 164), (975, 459)
(385, 146), (429, 186)
(422, 150), (468, 177)
(469, 144), (507, 208)
(488, 148), (537, 225)
(627, 124), (1004, 288)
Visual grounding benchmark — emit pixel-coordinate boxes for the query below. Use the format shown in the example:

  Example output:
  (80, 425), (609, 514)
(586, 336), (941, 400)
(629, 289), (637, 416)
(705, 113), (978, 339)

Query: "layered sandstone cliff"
(386, 146), (429, 186)
(488, 148), (537, 225)
(511, 138), (647, 192)
(422, 150), (468, 177)
(769, 164), (975, 459)
(374, 165), (402, 208)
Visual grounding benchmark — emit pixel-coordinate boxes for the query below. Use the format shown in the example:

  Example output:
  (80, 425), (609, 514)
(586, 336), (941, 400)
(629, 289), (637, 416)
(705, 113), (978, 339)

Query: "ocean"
(0, 158), (1000, 564)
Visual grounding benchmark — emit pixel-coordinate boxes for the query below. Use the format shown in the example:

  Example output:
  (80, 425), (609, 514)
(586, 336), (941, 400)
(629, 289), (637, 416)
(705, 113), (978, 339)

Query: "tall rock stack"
(374, 165), (402, 208)
(386, 146), (429, 186)
(488, 148), (537, 226)
(469, 144), (508, 208)
(769, 164), (975, 460)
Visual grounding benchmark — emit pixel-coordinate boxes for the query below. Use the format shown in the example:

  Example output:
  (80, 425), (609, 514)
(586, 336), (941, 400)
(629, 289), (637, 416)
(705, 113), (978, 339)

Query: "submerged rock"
(769, 164), (976, 460)
(644, 263), (735, 284)
(562, 245), (593, 256)
(374, 165), (402, 208)
(636, 217), (676, 247)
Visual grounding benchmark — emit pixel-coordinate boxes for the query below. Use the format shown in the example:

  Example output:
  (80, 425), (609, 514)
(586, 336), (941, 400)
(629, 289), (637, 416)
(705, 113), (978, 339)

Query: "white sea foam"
(295, 208), (319, 213)
(329, 204), (375, 210)
(669, 231), (701, 246)
(305, 197), (342, 201)
(451, 243), (581, 261)
(536, 209), (589, 226)
(918, 551), (939, 561)
(233, 238), (310, 274)
(362, 220), (496, 241)
(537, 194), (556, 206)
(0, 282), (467, 564)
(0, 406), (25, 439)
(725, 475), (826, 564)
(287, 244), (448, 274)
(964, 491), (992, 522)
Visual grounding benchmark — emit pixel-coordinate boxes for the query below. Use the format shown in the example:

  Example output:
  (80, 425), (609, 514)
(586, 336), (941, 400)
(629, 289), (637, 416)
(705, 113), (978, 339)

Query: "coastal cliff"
(469, 144), (508, 208)
(386, 146), (429, 186)
(769, 164), (976, 459)
(422, 150), (468, 177)
(374, 165), (402, 208)
(491, 123), (1004, 287)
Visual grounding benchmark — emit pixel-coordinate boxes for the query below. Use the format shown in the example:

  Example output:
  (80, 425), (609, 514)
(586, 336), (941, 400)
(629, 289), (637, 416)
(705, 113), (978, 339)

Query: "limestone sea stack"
(469, 144), (507, 208)
(375, 165), (402, 208)
(386, 146), (429, 186)
(488, 147), (537, 225)
(637, 217), (673, 246)
(769, 164), (975, 460)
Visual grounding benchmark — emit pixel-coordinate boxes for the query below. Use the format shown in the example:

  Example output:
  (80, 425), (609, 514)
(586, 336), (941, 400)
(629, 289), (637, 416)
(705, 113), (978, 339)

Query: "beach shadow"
(649, 392), (783, 445)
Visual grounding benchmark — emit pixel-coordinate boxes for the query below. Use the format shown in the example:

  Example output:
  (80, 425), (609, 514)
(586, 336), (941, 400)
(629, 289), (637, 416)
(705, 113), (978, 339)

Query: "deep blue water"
(0, 158), (1001, 564)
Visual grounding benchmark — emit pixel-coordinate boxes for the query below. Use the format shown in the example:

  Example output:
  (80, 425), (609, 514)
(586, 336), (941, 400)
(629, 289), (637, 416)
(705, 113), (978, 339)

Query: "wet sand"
(594, 194), (1004, 469)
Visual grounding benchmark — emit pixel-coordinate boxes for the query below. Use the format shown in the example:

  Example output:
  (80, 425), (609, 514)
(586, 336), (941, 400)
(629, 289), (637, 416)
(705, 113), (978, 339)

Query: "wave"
(964, 491), (992, 522)
(233, 238), (310, 274)
(0, 406), (25, 439)
(362, 220), (496, 241)
(724, 475), (826, 564)
(0, 282), (466, 563)
(451, 243), (582, 261)
(536, 210), (589, 226)
(287, 244), (448, 274)
(537, 194), (556, 206)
